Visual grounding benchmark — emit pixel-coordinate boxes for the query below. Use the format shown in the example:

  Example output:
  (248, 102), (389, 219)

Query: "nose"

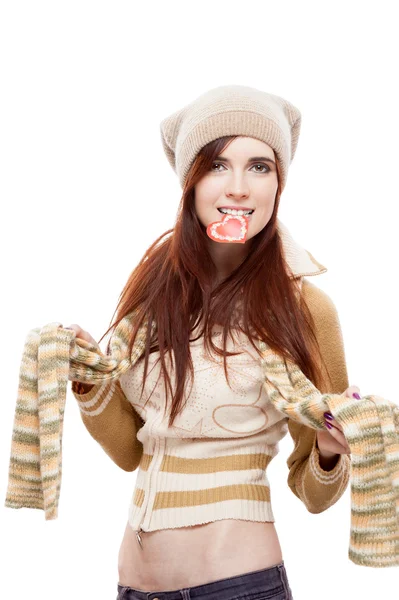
(223, 168), (251, 199)
(225, 179), (250, 199)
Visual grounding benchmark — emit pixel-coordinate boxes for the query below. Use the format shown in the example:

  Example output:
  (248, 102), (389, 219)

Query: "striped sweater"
(5, 221), (399, 567)
(71, 278), (351, 542)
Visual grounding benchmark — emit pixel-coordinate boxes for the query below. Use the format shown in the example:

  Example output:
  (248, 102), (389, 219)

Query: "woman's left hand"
(316, 385), (361, 457)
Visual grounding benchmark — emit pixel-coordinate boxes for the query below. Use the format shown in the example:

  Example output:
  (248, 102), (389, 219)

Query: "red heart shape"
(206, 214), (249, 244)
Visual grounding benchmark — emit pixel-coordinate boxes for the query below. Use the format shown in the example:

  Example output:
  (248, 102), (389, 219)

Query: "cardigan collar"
(277, 218), (327, 279)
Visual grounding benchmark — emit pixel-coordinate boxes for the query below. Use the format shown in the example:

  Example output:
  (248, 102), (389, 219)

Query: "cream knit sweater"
(117, 316), (346, 538)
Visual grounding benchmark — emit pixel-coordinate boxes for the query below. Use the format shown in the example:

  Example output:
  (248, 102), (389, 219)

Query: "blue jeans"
(116, 561), (294, 599)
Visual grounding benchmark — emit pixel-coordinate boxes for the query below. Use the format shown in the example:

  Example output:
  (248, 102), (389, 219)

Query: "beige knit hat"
(160, 84), (302, 192)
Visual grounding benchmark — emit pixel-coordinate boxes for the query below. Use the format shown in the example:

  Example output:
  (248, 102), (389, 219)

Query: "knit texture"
(116, 312), (350, 539)
(4, 312), (153, 520)
(71, 276), (351, 522)
(5, 307), (399, 567)
(4, 222), (399, 568)
(160, 84), (301, 192)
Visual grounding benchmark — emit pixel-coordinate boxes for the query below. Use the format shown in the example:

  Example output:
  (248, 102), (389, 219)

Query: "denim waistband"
(116, 560), (293, 600)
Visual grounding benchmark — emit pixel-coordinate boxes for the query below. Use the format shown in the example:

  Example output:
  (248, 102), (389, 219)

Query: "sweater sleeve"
(286, 277), (351, 514)
(71, 378), (144, 472)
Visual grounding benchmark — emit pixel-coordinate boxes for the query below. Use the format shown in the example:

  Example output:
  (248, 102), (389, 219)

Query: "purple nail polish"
(353, 392), (361, 399)
(324, 412), (334, 420)
(325, 421), (333, 429)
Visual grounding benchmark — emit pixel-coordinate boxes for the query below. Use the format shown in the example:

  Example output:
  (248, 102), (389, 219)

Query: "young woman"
(70, 85), (357, 600)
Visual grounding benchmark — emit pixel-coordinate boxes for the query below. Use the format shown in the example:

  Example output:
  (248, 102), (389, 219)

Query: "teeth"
(218, 208), (254, 216)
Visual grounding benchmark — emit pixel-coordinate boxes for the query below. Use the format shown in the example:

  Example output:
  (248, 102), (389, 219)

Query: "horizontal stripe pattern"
(127, 424), (351, 535)
(131, 497), (276, 532)
(129, 445), (275, 530)
(4, 305), (399, 568)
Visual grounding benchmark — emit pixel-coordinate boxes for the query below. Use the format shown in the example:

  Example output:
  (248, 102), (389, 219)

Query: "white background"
(1, 1), (398, 598)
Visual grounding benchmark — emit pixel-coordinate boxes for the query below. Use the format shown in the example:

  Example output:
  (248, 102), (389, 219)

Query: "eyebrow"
(215, 155), (276, 165)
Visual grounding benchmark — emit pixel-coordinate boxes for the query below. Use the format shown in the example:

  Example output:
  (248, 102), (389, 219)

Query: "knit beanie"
(160, 84), (302, 192)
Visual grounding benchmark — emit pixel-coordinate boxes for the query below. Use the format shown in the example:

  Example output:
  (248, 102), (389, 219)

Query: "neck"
(208, 238), (252, 282)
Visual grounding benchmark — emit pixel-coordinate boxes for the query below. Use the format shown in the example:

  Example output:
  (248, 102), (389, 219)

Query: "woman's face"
(194, 136), (278, 242)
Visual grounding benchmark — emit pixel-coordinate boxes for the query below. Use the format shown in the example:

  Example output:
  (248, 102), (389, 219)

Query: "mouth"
(217, 208), (255, 220)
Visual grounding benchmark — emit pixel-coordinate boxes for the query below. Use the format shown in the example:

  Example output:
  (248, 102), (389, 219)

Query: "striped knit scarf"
(4, 313), (399, 568)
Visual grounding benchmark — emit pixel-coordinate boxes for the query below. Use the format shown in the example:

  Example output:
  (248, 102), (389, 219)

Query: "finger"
(318, 431), (351, 455)
(64, 325), (100, 351)
(325, 424), (351, 453)
(326, 418), (344, 433)
(65, 324), (82, 335)
(325, 384), (361, 431)
(65, 325), (92, 345)
(344, 385), (361, 398)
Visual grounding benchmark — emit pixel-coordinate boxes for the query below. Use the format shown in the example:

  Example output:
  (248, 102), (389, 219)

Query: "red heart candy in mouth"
(206, 213), (249, 244)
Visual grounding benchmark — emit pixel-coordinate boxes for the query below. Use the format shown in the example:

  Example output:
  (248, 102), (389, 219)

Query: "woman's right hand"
(65, 324), (101, 351)
(65, 324), (100, 392)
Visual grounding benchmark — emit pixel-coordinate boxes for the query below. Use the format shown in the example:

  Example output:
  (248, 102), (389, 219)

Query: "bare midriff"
(117, 519), (283, 592)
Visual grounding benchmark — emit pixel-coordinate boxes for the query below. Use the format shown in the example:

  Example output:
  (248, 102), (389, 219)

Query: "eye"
(211, 162), (225, 172)
(251, 163), (271, 173)
(211, 162), (271, 173)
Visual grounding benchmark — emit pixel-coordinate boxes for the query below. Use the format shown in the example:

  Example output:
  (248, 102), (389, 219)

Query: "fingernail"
(324, 412), (334, 420)
(325, 421), (333, 429)
(64, 327), (72, 330)
(352, 392), (361, 399)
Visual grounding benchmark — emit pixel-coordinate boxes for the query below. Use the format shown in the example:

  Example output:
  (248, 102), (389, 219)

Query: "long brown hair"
(98, 135), (331, 427)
